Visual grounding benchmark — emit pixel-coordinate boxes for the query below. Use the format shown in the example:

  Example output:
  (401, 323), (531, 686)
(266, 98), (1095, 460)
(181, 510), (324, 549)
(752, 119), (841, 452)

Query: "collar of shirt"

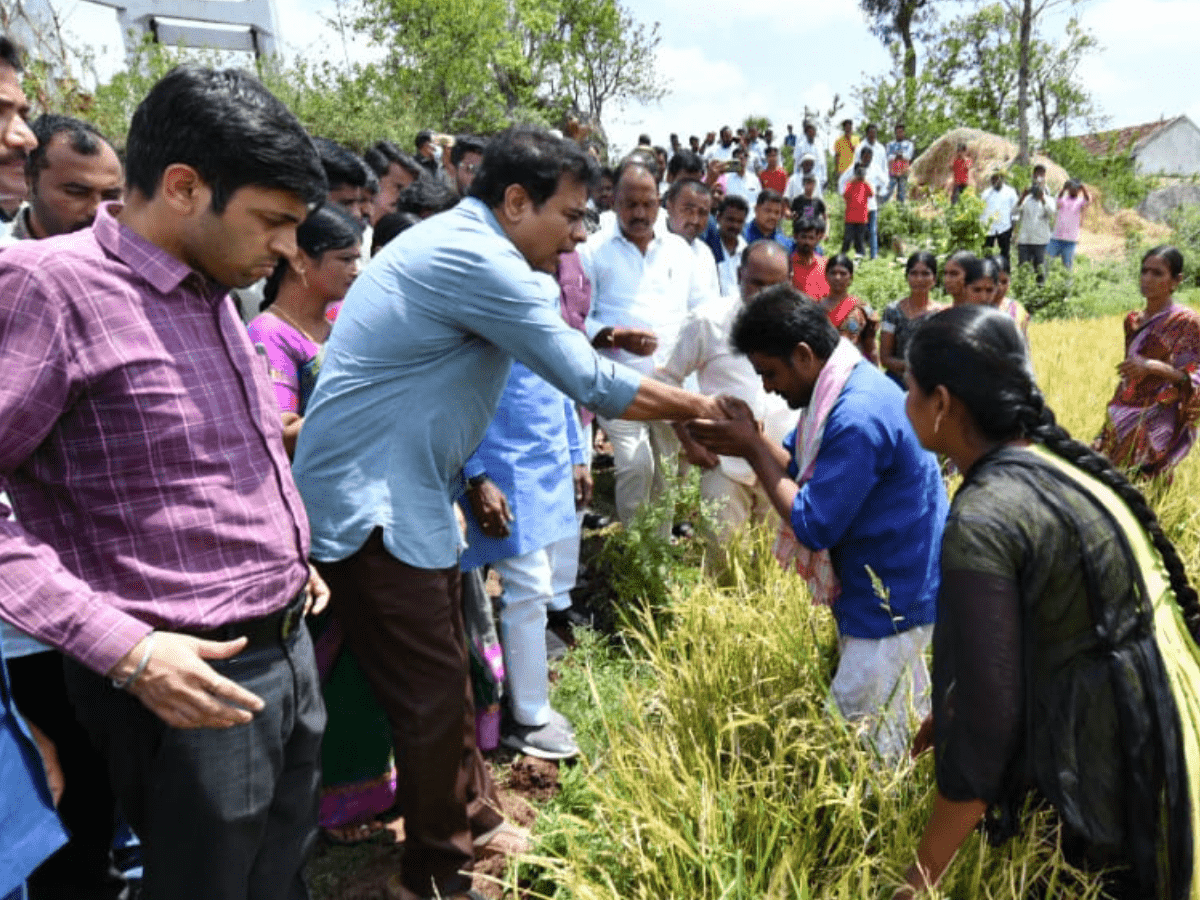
(93, 202), (220, 301)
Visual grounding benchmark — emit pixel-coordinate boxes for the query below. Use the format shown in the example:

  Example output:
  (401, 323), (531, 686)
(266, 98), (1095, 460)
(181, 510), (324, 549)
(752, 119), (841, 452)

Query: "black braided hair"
(908, 304), (1200, 642)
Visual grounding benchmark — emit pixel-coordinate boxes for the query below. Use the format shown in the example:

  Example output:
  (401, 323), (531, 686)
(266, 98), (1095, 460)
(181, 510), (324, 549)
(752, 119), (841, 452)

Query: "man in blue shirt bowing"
(292, 126), (727, 900)
(688, 285), (947, 764)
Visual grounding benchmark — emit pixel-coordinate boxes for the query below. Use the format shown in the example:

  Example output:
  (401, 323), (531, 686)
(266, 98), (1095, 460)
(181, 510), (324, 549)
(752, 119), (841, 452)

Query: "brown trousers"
(316, 529), (502, 898)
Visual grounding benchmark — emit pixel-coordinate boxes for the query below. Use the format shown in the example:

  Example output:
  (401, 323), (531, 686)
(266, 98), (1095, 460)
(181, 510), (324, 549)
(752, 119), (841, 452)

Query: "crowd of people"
(1, 32), (1200, 900)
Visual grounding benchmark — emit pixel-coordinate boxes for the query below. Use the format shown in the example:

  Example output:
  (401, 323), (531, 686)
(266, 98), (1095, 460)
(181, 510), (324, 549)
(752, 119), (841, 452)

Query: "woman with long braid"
(896, 304), (1200, 899)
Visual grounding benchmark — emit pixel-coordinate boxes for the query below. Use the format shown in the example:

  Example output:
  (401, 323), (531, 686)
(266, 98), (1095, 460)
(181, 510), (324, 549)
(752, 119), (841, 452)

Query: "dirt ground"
(307, 755), (557, 900)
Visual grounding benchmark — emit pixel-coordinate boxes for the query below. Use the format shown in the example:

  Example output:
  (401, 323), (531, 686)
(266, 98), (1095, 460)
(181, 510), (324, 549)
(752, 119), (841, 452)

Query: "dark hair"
(718, 194), (749, 217)
(907, 304), (1200, 639)
(415, 129), (434, 150)
(865, 122), (878, 132)
(826, 253), (855, 276)
(364, 141), (424, 182)
(967, 256), (998, 286)
(124, 65), (325, 212)
(469, 125), (599, 209)
(261, 204), (362, 307)
(313, 137), (368, 191)
(0, 35), (23, 71)
(756, 188), (784, 207)
(396, 177), (458, 216)
(599, 166), (616, 183)
(906, 250), (938, 277)
(664, 177), (710, 204)
(667, 149), (704, 180)
(371, 210), (422, 256)
(793, 214), (821, 234)
(990, 253), (1011, 275)
(637, 133), (652, 145)
(732, 284), (840, 360)
(1144, 244), (1185, 278)
(946, 249), (981, 282)
(450, 134), (486, 167)
(27, 113), (111, 181)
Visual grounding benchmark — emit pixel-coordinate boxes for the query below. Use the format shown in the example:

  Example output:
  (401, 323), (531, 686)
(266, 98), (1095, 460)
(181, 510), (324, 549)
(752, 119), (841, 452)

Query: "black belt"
(189, 590), (307, 649)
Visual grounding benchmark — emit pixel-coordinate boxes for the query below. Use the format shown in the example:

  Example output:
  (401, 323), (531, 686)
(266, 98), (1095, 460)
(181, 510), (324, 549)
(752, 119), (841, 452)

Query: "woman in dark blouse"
(896, 304), (1200, 900)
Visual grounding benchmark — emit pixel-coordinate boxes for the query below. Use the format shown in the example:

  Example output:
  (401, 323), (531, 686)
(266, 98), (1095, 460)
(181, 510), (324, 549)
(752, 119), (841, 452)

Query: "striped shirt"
(0, 204), (310, 675)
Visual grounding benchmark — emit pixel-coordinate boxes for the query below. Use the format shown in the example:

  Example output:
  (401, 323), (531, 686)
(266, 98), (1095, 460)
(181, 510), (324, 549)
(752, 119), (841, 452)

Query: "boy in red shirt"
(841, 164), (872, 256)
(759, 145), (788, 194)
(950, 142), (971, 205)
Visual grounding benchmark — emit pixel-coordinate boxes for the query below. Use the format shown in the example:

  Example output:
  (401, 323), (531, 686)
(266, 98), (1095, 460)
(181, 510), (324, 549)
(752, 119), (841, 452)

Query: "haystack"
(910, 128), (1070, 194)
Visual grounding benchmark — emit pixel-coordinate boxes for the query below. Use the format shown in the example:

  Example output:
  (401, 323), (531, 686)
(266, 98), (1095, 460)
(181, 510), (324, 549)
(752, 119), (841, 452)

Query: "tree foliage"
(857, 0), (936, 115)
(855, 2), (1099, 152)
(353, 0), (664, 134)
(33, 38), (420, 152)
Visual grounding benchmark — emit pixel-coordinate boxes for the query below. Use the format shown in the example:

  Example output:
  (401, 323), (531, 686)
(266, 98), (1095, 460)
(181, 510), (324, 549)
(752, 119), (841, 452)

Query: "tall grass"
(505, 312), (1200, 899)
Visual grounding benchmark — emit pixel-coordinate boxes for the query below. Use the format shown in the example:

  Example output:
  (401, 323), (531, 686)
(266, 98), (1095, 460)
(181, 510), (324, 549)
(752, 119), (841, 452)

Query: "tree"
(855, 2), (1099, 151)
(1029, 17), (1100, 142)
(353, 0), (665, 134)
(857, 0), (937, 117)
(995, 0), (1087, 164)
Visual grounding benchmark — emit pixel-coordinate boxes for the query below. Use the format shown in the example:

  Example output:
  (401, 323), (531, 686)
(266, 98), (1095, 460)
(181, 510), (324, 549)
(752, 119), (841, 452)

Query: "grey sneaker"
(502, 715), (579, 760)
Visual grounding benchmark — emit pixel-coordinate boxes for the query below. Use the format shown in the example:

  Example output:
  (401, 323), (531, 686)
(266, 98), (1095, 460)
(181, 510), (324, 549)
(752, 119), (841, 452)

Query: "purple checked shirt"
(0, 205), (310, 675)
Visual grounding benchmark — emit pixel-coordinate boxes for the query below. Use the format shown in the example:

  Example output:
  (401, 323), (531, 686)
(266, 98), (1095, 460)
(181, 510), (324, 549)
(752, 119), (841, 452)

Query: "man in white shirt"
(721, 146), (761, 207)
(665, 177), (720, 297)
(793, 121), (827, 190)
(745, 124), (767, 174)
(784, 153), (819, 202)
(657, 240), (794, 549)
(704, 126), (738, 164)
(980, 170), (1019, 265)
(580, 161), (709, 524)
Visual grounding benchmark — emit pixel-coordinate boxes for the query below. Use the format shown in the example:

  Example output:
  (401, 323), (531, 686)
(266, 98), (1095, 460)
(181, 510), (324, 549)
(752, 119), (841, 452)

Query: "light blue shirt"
(292, 198), (642, 569)
(459, 361), (584, 570)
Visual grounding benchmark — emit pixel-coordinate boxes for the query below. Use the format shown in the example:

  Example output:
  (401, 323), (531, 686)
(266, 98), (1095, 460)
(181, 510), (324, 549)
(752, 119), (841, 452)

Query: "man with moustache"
(580, 159), (710, 524)
(664, 177), (719, 296)
(7, 114), (122, 242)
(0, 41), (34, 232)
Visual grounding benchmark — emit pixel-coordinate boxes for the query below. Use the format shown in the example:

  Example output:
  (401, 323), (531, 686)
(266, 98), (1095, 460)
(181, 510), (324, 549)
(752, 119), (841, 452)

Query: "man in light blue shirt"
(292, 126), (725, 900)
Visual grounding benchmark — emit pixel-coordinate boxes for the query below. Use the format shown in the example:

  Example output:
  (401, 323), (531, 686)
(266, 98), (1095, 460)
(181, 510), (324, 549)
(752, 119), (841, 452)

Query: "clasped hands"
(685, 395), (765, 461)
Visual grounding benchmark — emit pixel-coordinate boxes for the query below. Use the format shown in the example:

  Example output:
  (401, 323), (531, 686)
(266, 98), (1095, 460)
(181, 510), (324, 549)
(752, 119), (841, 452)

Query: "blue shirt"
(460, 362), (583, 569)
(785, 363), (946, 639)
(292, 198), (641, 569)
(744, 220), (795, 254)
(0, 650), (67, 895)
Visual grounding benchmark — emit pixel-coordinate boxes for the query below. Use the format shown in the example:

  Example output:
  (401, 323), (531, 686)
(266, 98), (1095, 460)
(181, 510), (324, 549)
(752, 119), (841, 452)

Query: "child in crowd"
(841, 164), (872, 257)
(989, 254), (1030, 338)
(950, 143), (971, 204)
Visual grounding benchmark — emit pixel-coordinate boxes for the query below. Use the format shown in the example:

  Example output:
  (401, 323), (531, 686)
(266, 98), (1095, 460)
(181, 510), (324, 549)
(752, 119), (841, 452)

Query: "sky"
(33, 0), (1200, 157)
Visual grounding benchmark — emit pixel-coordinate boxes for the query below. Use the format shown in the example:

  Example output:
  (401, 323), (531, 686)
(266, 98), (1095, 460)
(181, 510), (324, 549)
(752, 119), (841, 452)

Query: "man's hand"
(110, 632), (266, 729)
(27, 719), (64, 805)
(304, 563), (330, 616)
(468, 478), (514, 538)
(686, 416), (762, 460)
(281, 412), (302, 459)
(573, 464), (592, 510)
(716, 395), (757, 423)
(610, 327), (658, 356)
(673, 421), (720, 469)
(911, 713), (934, 759)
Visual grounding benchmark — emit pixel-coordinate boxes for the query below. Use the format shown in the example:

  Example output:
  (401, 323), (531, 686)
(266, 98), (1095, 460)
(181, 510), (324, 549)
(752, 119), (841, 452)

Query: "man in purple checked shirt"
(0, 66), (330, 900)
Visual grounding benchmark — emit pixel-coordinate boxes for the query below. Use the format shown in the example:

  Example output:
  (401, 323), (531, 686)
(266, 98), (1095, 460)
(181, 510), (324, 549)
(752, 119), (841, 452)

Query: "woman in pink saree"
(1096, 246), (1200, 478)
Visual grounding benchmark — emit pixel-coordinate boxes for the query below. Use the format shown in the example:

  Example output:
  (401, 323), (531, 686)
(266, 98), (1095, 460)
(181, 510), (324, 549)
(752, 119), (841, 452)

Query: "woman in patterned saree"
(1096, 246), (1200, 478)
